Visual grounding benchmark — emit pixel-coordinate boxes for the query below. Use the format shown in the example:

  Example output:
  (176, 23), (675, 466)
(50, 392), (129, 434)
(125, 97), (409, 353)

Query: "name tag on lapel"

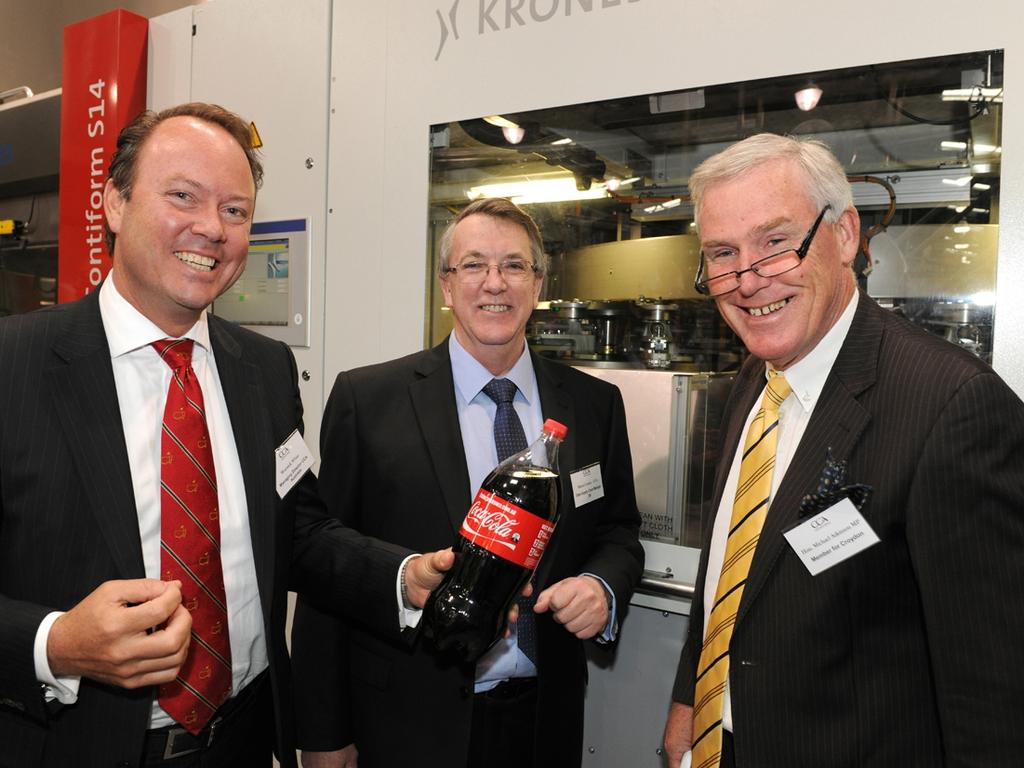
(570, 463), (605, 507)
(275, 429), (314, 498)
(783, 497), (880, 576)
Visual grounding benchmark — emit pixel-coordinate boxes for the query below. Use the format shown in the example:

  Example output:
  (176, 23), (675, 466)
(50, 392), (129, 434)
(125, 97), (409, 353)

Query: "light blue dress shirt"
(447, 334), (617, 691)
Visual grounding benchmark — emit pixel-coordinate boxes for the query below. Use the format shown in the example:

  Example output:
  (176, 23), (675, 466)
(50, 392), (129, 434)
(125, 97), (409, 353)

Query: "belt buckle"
(162, 726), (204, 760)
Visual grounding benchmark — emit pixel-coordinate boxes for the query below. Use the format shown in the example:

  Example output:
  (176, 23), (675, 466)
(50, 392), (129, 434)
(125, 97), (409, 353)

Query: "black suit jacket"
(673, 293), (1024, 767)
(291, 339), (644, 768)
(0, 290), (410, 768)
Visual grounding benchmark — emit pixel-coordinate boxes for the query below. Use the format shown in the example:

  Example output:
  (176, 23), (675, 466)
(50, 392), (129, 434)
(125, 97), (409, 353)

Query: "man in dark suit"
(662, 133), (1024, 767)
(0, 103), (450, 768)
(291, 197), (644, 768)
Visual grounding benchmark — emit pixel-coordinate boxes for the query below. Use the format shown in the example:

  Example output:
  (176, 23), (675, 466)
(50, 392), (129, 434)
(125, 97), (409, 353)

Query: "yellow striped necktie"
(691, 372), (792, 768)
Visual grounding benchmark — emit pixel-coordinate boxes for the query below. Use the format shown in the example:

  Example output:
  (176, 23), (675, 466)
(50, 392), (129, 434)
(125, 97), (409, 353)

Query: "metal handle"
(0, 86), (34, 104)
(638, 573), (695, 599)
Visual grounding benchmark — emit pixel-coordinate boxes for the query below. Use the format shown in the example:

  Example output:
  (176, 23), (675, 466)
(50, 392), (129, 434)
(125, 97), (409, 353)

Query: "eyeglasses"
(442, 258), (540, 285)
(694, 205), (833, 297)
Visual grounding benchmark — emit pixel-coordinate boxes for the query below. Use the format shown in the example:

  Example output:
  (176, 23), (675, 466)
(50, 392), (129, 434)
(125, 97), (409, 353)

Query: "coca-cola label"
(460, 489), (556, 569)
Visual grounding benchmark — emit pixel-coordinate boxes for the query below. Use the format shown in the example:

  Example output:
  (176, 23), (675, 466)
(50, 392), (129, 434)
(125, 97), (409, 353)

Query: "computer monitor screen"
(214, 218), (309, 346)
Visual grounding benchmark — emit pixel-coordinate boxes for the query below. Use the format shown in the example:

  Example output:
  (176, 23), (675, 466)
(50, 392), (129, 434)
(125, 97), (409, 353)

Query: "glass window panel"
(426, 50), (1004, 550)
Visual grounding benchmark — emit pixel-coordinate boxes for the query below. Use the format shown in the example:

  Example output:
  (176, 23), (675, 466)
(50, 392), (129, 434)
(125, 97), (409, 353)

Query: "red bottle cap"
(542, 419), (568, 440)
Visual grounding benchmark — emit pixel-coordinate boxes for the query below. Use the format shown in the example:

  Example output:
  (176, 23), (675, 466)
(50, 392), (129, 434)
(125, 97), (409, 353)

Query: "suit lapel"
(47, 292), (145, 578)
(408, 342), (473, 535)
(209, 317), (276, 616)
(738, 293), (881, 622)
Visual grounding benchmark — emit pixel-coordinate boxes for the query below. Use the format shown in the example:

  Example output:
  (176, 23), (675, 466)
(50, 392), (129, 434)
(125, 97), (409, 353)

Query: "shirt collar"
(449, 333), (537, 406)
(99, 275), (211, 358)
(766, 289), (859, 413)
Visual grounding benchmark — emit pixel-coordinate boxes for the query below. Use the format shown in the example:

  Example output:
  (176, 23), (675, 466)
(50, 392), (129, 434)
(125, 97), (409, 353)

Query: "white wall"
(324, 0), (1024, 399)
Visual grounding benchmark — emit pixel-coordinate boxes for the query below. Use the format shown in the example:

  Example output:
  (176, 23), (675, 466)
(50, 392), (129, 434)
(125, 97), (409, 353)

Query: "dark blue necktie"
(481, 378), (537, 664)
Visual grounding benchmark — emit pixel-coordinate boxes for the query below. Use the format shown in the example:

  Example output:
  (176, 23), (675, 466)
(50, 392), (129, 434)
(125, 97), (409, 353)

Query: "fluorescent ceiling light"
(644, 199), (682, 213)
(954, 225), (971, 234)
(974, 182), (992, 191)
(942, 176), (973, 187)
(604, 176), (641, 192)
(941, 141), (967, 150)
(954, 243), (970, 250)
(550, 137), (573, 145)
(467, 176), (608, 204)
(642, 198), (682, 214)
(483, 115), (518, 128)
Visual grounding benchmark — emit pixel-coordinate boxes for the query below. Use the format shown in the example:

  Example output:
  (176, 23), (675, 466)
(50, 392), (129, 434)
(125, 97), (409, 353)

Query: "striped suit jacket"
(673, 292), (1024, 766)
(0, 290), (409, 768)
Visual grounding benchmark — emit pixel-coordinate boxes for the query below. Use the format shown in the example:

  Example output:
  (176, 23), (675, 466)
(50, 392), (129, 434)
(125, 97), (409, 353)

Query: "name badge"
(275, 429), (314, 498)
(783, 497), (880, 576)
(570, 463), (604, 508)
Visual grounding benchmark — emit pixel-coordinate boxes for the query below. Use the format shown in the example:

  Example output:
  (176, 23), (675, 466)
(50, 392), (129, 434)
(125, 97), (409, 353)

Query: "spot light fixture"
(794, 84), (823, 112)
(502, 124), (526, 144)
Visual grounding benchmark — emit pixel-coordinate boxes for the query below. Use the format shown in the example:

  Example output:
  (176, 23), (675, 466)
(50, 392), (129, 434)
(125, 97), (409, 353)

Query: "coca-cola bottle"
(423, 418), (568, 662)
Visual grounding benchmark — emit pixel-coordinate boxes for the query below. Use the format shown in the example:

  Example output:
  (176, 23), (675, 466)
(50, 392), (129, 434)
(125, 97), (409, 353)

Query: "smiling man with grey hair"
(663, 133), (1024, 768)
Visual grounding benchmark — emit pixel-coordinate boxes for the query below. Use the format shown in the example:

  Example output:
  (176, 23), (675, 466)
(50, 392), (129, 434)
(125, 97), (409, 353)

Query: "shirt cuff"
(581, 572), (618, 643)
(34, 612), (81, 704)
(397, 554), (423, 630)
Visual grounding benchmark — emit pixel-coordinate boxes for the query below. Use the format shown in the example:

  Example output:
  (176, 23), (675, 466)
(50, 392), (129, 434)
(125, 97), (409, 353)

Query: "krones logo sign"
(434, 0), (641, 60)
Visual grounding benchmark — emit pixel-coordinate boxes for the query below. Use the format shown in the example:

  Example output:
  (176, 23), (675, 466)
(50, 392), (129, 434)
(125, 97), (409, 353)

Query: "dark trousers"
(140, 672), (273, 767)
(467, 678), (538, 768)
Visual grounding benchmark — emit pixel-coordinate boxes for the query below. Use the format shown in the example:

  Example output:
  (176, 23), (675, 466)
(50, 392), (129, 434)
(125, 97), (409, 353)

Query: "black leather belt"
(144, 671), (267, 761)
(477, 676), (537, 701)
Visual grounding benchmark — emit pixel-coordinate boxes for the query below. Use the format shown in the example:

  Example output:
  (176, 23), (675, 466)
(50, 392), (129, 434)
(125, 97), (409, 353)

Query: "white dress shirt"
(34, 276), (268, 728)
(703, 290), (859, 731)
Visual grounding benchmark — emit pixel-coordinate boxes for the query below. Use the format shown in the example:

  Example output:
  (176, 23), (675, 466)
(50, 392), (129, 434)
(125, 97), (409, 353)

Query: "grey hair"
(688, 133), (854, 230)
(437, 197), (548, 278)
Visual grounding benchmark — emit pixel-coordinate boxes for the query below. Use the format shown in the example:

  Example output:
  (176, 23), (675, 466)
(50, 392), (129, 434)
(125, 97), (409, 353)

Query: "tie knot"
(152, 339), (195, 374)
(763, 371), (792, 412)
(482, 378), (518, 406)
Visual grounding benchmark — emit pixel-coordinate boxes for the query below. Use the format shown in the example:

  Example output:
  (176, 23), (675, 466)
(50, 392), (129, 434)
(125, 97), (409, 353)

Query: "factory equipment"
(427, 49), (1006, 615)
(0, 88), (61, 317)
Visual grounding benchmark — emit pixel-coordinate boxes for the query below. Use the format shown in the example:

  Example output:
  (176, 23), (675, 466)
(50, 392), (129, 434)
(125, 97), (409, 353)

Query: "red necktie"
(153, 339), (232, 735)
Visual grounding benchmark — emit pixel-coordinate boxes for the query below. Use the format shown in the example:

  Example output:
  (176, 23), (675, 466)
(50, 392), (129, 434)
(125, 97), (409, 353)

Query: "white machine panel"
(150, 0), (332, 455)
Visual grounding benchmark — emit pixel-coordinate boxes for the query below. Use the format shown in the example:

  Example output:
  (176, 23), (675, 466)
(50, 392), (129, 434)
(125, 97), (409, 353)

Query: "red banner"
(58, 10), (148, 303)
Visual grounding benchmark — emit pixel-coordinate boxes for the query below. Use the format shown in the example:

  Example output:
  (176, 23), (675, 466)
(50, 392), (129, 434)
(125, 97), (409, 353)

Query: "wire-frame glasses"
(694, 205), (833, 297)
(442, 258), (541, 285)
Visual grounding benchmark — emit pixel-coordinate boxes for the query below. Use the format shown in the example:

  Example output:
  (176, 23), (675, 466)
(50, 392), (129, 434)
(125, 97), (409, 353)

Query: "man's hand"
(301, 744), (358, 768)
(662, 701), (694, 768)
(534, 575), (609, 640)
(403, 550), (525, 638)
(402, 549), (455, 609)
(47, 579), (192, 688)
